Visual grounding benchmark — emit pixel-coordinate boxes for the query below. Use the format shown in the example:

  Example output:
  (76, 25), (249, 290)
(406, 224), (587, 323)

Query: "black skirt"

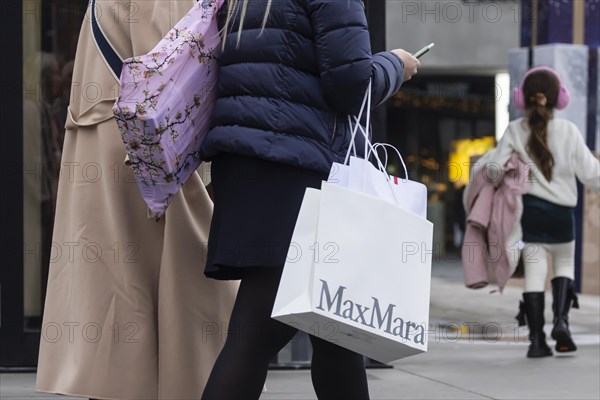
(521, 194), (575, 243)
(204, 153), (328, 280)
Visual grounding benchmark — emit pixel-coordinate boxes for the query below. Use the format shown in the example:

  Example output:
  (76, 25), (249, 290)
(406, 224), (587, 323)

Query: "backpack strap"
(89, 0), (124, 81)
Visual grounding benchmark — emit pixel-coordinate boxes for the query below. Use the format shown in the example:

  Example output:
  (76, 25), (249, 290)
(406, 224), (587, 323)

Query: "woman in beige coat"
(35, 1), (238, 399)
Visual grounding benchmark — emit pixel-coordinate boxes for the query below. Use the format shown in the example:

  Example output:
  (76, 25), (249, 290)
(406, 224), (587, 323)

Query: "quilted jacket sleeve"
(307, 0), (404, 115)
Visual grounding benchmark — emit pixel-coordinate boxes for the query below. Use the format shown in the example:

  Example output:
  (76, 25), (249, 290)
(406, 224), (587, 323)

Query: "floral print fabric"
(113, 0), (223, 217)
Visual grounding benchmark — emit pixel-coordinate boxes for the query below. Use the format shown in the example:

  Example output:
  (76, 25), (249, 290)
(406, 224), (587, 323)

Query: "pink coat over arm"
(462, 153), (529, 292)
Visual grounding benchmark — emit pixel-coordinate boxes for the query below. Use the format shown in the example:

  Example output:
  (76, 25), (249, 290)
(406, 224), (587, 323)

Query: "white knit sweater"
(488, 117), (600, 207)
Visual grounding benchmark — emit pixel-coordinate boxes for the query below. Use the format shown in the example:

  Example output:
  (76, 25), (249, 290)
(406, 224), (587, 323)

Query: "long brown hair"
(522, 70), (560, 181)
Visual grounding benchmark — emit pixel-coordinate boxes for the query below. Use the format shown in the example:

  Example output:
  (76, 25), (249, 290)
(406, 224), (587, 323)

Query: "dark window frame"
(0, 0), (40, 368)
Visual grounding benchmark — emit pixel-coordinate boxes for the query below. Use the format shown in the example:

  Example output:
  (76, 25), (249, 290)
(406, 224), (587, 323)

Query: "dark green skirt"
(521, 194), (575, 244)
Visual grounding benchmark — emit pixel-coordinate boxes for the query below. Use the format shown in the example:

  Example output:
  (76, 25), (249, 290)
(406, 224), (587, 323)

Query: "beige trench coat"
(35, 2), (238, 399)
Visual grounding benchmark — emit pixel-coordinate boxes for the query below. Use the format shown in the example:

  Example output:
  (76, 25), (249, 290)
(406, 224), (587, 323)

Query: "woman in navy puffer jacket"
(201, 1), (419, 398)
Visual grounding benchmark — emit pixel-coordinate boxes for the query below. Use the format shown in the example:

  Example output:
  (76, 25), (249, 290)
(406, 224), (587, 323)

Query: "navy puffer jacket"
(200, 0), (404, 173)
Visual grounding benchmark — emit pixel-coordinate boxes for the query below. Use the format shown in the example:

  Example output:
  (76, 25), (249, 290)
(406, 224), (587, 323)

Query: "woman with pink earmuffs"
(489, 66), (599, 358)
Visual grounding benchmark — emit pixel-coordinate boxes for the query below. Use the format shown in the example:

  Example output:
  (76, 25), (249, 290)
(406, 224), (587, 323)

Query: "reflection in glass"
(23, 0), (84, 331)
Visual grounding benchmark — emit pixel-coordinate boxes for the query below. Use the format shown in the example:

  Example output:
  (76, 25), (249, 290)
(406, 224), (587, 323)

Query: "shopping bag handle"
(344, 80), (372, 165)
(340, 80), (409, 207)
(344, 80), (394, 182)
(368, 143), (409, 181)
(342, 82), (393, 180)
(343, 85), (390, 179)
(350, 120), (390, 175)
(349, 119), (405, 208)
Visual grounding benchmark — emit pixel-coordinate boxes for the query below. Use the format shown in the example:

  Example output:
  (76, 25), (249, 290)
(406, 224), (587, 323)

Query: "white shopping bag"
(348, 156), (428, 218)
(329, 157), (427, 218)
(272, 80), (433, 362)
(327, 162), (350, 187)
(330, 88), (428, 218)
(272, 182), (433, 362)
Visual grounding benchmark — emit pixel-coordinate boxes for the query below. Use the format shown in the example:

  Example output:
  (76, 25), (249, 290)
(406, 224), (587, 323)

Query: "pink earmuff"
(512, 66), (570, 110)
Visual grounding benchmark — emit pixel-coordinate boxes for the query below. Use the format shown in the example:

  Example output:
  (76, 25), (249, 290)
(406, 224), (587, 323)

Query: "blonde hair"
(222, 0), (272, 49)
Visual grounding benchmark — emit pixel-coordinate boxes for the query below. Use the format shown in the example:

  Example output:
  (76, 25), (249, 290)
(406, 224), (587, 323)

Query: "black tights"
(201, 267), (369, 400)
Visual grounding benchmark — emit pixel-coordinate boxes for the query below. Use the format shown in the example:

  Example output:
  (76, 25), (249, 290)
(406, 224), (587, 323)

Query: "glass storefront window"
(387, 75), (497, 257)
(23, 0), (85, 331)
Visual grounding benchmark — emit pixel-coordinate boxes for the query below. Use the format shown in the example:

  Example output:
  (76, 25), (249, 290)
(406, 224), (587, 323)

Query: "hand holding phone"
(413, 43), (435, 59)
(390, 48), (421, 82)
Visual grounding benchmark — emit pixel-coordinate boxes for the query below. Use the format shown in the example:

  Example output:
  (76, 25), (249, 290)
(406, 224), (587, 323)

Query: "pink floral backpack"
(110, 0), (224, 218)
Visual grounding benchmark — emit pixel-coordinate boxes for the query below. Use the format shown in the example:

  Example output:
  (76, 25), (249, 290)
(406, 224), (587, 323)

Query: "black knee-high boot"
(551, 277), (579, 352)
(516, 292), (553, 358)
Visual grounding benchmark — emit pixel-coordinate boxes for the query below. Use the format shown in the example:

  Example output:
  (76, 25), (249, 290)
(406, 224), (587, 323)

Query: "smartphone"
(413, 43), (435, 59)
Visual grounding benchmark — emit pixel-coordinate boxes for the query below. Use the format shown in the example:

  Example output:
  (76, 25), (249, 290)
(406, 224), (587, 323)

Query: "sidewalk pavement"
(2, 261), (599, 400)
